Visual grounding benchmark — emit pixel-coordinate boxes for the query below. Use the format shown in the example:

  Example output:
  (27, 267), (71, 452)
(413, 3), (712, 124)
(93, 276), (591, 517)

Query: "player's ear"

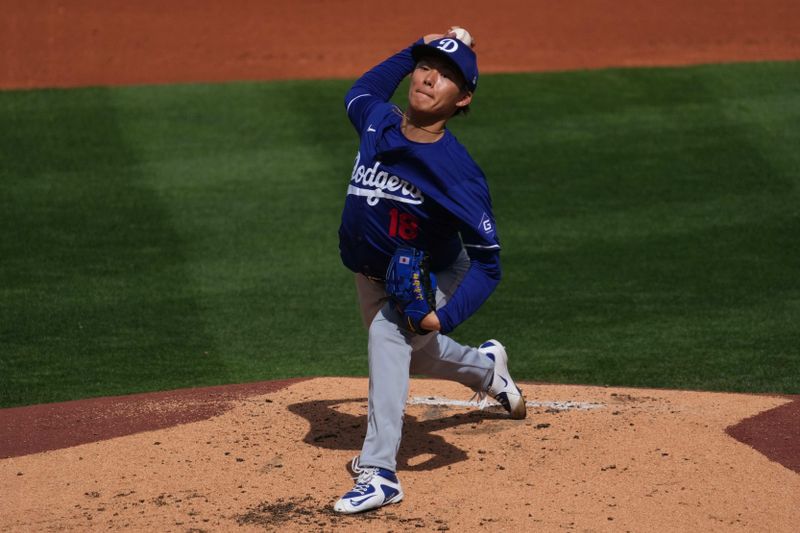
(455, 90), (473, 109)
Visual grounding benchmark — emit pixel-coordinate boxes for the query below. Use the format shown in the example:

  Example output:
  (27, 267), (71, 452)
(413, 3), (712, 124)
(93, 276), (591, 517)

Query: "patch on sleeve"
(479, 212), (495, 235)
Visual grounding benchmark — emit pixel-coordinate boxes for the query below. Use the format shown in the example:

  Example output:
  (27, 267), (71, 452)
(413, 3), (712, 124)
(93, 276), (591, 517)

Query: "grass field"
(1, 61), (798, 407)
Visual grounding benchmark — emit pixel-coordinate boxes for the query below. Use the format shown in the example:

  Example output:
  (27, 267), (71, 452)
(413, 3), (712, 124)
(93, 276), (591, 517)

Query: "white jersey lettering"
(348, 152), (424, 206)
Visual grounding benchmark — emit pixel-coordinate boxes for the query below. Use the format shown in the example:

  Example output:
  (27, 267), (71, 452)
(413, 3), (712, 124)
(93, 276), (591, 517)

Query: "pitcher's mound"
(1, 378), (798, 531)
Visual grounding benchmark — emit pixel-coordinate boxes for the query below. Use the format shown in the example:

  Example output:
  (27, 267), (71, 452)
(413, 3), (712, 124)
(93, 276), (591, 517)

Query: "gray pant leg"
(408, 334), (492, 391)
(359, 302), (423, 471)
(355, 251), (494, 471)
(409, 252), (494, 391)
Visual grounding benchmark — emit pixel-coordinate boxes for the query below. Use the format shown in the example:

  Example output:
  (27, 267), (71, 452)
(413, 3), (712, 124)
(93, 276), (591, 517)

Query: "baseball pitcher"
(334, 28), (527, 514)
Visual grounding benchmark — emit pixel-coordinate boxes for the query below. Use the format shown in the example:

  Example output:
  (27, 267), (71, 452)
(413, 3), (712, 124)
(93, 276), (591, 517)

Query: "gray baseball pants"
(355, 250), (494, 472)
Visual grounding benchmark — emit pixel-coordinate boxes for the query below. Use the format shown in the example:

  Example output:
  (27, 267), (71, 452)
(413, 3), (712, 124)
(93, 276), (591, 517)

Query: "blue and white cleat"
(333, 464), (404, 514)
(478, 339), (527, 419)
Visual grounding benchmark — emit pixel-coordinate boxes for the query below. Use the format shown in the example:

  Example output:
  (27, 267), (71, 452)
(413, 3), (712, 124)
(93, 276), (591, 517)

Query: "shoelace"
(350, 455), (365, 479)
(349, 456), (386, 495)
(351, 468), (378, 494)
(469, 390), (491, 410)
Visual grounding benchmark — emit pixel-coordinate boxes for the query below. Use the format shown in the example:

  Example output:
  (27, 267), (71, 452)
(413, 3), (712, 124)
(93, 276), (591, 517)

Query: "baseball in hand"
(449, 26), (474, 48)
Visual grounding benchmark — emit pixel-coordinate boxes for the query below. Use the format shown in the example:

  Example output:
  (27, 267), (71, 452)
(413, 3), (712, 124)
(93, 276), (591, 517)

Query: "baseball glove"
(385, 247), (437, 334)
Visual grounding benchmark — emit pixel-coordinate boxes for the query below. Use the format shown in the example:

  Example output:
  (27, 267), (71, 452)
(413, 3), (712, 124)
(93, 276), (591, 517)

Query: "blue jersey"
(339, 41), (501, 334)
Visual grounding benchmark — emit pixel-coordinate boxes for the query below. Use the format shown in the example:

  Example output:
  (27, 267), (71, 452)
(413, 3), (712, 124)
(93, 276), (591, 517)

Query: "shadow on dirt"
(287, 398), (506, 472)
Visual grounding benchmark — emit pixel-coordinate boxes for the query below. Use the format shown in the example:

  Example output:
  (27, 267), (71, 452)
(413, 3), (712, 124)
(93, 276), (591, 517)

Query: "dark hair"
(453, 80), (472, 116)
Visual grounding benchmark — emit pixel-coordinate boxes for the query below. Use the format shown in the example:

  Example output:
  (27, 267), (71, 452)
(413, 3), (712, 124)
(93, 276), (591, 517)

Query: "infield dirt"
(2, 378), (799, 532)
(3, 0), (800, 89)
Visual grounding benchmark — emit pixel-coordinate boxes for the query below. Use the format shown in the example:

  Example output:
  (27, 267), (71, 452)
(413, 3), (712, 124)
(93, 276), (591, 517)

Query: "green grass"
(1, 61), (798, 407)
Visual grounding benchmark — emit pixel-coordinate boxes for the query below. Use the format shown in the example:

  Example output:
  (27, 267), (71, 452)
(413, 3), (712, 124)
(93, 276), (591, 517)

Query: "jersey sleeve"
(344, 40), (422, 133)
(435, 177), (503, 334)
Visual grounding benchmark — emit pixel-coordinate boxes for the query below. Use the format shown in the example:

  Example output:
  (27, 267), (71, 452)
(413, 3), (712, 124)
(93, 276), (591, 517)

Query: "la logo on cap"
(436, 38), (459, 53)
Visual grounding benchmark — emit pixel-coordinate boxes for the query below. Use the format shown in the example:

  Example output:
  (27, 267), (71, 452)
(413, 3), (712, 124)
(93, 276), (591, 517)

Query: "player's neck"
(400, 111), (446, 143)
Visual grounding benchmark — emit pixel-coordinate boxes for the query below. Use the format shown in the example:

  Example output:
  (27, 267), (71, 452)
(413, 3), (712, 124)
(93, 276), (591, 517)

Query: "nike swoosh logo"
(367, 125), (376, 133)
(500, 375), (509, 387)
(350, 495), (374, 507)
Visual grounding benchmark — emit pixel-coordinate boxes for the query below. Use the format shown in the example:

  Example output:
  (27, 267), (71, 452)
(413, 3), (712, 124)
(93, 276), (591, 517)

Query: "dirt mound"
(1, 378), (798, 531)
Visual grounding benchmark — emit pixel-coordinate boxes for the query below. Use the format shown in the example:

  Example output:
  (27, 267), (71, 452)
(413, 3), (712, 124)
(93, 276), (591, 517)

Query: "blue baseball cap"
(411, 37), (479, 92)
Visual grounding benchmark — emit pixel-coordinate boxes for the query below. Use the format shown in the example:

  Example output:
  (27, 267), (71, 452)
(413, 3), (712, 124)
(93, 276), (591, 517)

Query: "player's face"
(408, 56), (472, 118)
